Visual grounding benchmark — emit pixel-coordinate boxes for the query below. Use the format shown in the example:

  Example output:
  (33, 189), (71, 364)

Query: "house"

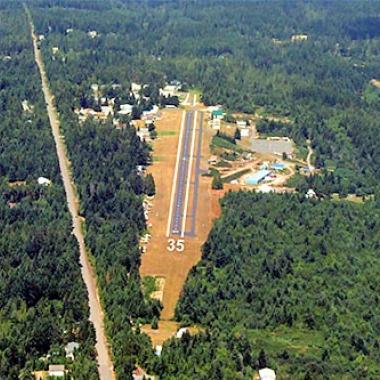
(259, 368), (276, 380)
(52, 47), (59, 55)
(160, 84), (179, 97)
(212, 109), (224, 120)
(65, 341), (80, 361)
(245, 170), (271, 185)
(101, 105), (113, 117)
(37, 177), (52, 186)
(48, 364), (65, 378)
(291, 34), (308, 42)
(38, 34), (45, 41)
(3, 55), (12, 62)
(306, 188), (316, 199)
(66, 28), (73, 34)
(87, 30), (97, 38)
(118, 104), (133, 115)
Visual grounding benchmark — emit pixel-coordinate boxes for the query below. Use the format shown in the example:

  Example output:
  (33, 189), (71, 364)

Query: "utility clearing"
(27, 8), (115, 380)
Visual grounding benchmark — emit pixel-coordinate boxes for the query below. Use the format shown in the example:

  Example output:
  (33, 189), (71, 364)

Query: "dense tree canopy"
(175, 192), (380, 379)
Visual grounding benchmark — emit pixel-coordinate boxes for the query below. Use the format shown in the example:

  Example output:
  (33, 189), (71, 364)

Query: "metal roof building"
(245, 170), (271, 185)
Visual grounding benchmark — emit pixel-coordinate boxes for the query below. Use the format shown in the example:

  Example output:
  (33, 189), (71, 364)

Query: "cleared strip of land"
(27, 9), (115, 380)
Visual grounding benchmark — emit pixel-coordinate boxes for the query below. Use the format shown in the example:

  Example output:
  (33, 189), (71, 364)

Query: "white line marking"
(193, 94), (197, 106)
(183, 93), (189, 105)
(166, 110), (186, 237)
(181, 111), (197, 238)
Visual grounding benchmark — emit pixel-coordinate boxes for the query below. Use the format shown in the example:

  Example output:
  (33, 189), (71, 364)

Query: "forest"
(0, 4), (97, 379)
(175, 192), (380, 379)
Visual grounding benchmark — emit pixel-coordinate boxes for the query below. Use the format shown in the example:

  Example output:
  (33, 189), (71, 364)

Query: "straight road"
(26, 8), (115, 380)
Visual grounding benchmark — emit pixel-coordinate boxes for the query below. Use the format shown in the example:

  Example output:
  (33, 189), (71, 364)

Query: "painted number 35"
(167, 239), (185, 252)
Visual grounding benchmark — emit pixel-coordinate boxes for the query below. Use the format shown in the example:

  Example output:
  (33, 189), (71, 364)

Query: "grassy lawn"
(244, 325), (325, 357)
(158, 130), (176, 137)
(142, 276), (158, 298)
(211, 135), (245, 153)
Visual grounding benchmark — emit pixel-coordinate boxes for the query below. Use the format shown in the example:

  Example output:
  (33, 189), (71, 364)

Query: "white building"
(291, 34), (308, 42)
(306, 188), (316, 199)
(212, 119), (221, 130)
(259, 368), (276, 380)
(101, 105), (113, 117)
(236, 120), (247, 128)
(160, 84), (178, 97)
(48, 365), (65, 378)
(176, 327), (188, 338)
(118, 104), (133, 115)
(240, 128), (250, 137)
(131, 82), (142, 97)
(65, 341), (80, 361)
(155, 345), (162, 356)
(142, 105), (159, 119)
(37, 177), (51, 186)
(87, 30), (97, 39)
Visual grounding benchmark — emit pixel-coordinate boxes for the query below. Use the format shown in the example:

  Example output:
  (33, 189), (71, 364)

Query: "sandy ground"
(140, 108), (217, 341)
(28, 10), (115, 380)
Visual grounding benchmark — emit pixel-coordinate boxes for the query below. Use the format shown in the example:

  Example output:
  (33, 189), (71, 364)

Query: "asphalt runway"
(170, 111), (194, 235)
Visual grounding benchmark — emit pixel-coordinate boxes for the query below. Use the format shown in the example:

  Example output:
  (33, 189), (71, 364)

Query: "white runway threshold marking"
(181, 111), (197, 238)
(166, 110), (186, 237)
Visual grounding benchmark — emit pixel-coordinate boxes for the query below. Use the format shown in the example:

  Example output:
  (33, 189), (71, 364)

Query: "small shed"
(259, 368), (276, 380)
(212, 110), (223, 120)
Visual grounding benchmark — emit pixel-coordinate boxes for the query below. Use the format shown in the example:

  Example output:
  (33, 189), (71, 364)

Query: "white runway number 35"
(167, 239), (185, 252)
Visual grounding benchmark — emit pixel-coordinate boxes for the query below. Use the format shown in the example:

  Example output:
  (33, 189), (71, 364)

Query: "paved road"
(170, 111), (194, 235)
(27, 9), (116, 380)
